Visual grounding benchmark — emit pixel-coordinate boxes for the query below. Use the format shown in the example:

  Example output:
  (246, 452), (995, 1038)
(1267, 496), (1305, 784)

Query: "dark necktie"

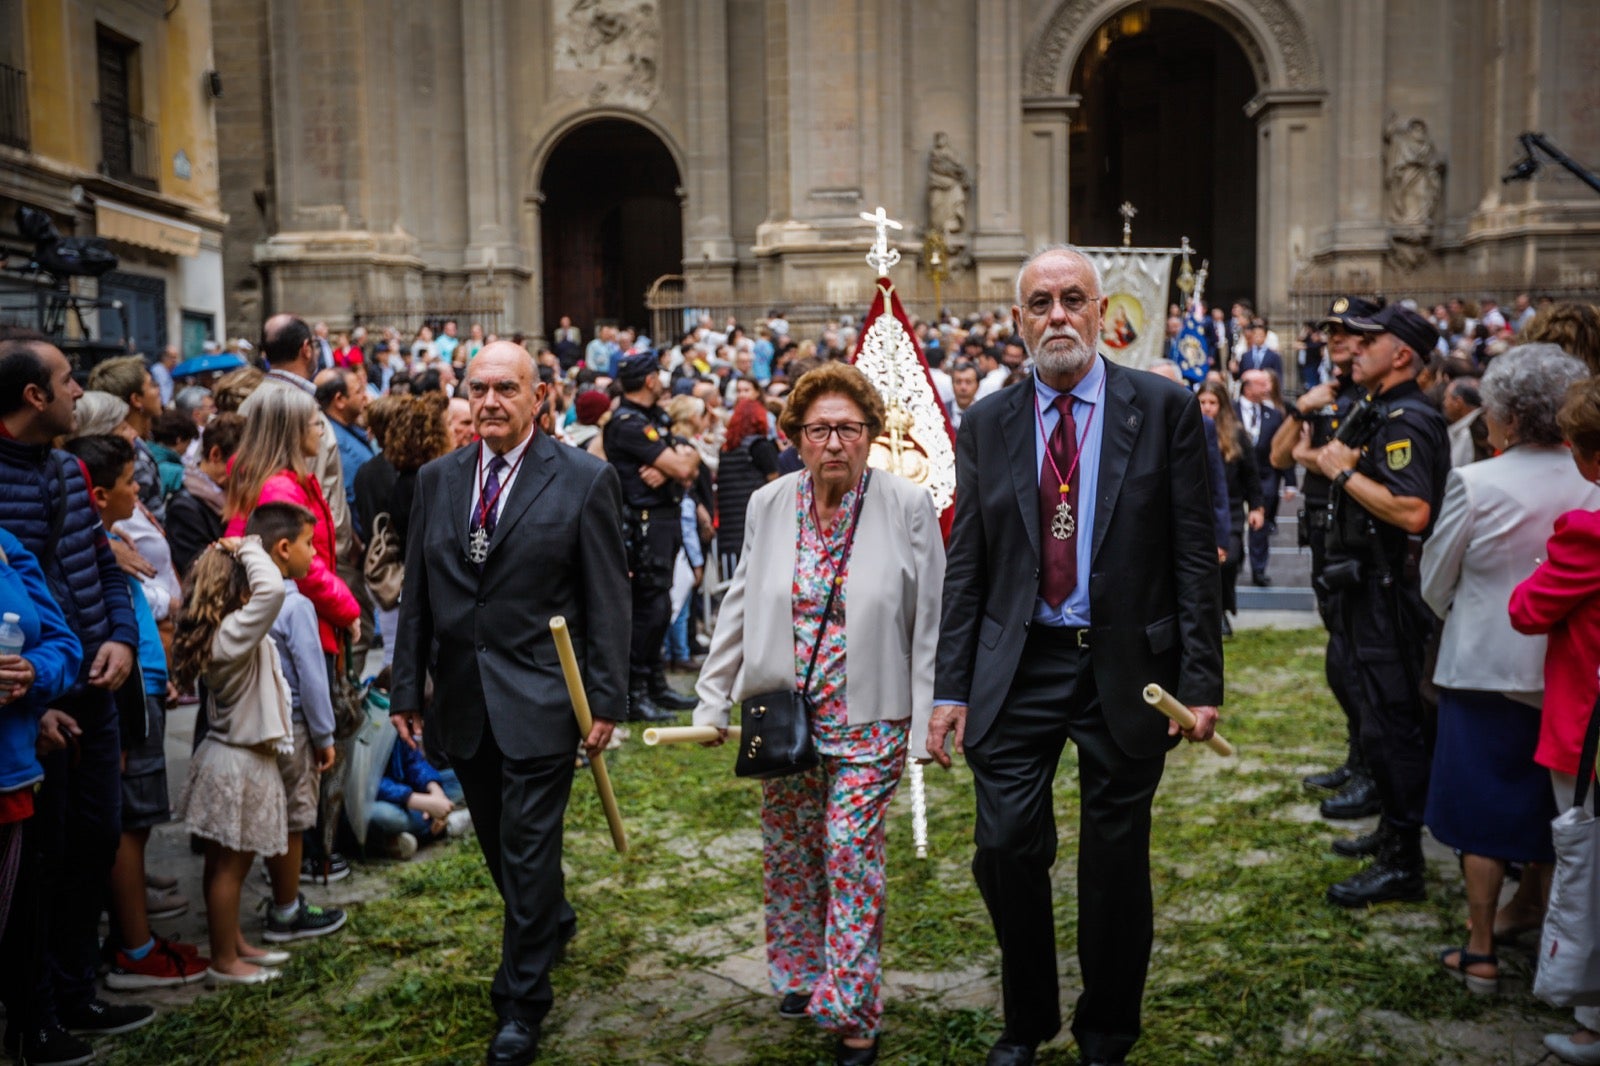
(476, 454), (508, 539)
(1039, 394), (1081, 609)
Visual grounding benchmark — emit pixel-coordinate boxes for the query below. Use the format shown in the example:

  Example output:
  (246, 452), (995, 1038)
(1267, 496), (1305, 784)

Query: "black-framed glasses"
(800, 421), (869, 444)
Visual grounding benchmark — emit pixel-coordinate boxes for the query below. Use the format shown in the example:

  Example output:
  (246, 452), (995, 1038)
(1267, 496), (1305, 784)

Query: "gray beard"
(1030, 335), (1096, 379)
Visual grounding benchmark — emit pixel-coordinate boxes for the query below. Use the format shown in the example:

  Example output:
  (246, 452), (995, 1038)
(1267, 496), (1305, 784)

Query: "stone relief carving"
(1024, 0), (1322, 97)
(927, 132), (971, 240)
(1383, 114), (1445, 270)
(552, 0), (660, 110)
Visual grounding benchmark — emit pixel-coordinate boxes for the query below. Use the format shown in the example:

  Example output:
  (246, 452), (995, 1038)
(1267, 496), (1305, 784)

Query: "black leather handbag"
(735, 473), (870, 780)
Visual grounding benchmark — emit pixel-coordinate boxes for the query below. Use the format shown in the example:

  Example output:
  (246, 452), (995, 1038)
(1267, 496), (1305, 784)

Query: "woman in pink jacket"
(1510, 375), (1600, 1066)
(224, 385), (357, 653)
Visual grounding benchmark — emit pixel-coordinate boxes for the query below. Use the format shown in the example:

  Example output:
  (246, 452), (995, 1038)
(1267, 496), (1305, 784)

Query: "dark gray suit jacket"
(935, 357), (1225, 758)
(391, 430), (631, 761)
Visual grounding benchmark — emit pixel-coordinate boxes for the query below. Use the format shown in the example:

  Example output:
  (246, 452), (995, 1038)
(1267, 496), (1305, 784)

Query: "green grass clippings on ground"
(105, 629), (1567, 1064)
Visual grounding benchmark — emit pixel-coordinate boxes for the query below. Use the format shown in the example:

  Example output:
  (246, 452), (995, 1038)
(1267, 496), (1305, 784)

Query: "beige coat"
(204, 537), (295, 753)
(693, 469), (945, 755)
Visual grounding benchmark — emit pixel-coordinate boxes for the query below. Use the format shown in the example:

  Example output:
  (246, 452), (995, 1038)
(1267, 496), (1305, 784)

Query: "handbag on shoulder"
(363, 512), (404, 610)
(735, 472), (870, 780)
(1535, 675), (1600, 1007)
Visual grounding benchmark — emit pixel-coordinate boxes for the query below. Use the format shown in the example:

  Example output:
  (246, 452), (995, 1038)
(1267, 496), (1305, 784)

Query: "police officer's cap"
(1317, 296), (1381, 331)
(1344, 303), (1441, 359)
(617, 351), (659, 389)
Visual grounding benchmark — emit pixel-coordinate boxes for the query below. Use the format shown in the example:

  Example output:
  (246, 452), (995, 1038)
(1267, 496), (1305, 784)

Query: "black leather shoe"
(1327, 861), (1426, 907)
(1303, 762), (1352, 792)
(835, 1038), (879, 1065)
(986, 1039), (1037, 1066)
(1319, 773), (1380, 819)
(778, 992), (810, 1019)
(1252, 573), (1272, 587)
(1331, 827), (1385, 858)
(649, 684), (697, 711)
(626, 691), (675, 723)
(486, 1019), (539, 1066)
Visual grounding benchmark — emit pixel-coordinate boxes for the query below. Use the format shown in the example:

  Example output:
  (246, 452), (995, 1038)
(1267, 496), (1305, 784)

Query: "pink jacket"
(225, 470), (357, 653)
(1510, 508), (1600, 777)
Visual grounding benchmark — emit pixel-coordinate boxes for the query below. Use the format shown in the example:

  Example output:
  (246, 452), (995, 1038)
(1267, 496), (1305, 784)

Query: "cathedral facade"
(213, 0), (1600, 342)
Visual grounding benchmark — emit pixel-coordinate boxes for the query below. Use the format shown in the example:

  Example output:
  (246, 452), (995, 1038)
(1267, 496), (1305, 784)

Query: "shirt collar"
(1032, 353), (1106, 407)
(480, 428), (534, 469)
(266, 368), (315, 395)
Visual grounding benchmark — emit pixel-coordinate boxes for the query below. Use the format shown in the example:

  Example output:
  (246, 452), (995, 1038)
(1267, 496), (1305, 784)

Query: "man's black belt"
(1031, 624), (1092, 648)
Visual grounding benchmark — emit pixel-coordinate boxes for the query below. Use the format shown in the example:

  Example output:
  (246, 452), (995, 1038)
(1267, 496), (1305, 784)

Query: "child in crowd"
(62, 435), (209, 989)
(171, 519), (311, 986)
(248, 503), (347, 942)
(368, 726), (470, 859)
(167, 412), (244, 578)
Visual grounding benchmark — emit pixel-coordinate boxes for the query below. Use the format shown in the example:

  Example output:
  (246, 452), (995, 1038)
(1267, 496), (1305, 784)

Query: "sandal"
(1439, 946), (1499, 995)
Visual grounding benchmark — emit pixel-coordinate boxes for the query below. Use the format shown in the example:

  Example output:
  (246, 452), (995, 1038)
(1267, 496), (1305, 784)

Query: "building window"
(95, 28), (156, 188)
(0, 61), (25, 151)
(181, 310), (215, 358)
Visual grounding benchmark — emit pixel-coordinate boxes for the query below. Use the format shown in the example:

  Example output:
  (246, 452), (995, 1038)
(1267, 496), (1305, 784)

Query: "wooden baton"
(1142, 683), (1234, 757)
(549, 617), (628, 853)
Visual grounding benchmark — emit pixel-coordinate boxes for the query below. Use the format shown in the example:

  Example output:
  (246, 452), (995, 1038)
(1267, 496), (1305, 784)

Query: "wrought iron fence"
(0, 63), (28, 151)
(95, 102), (157, 188)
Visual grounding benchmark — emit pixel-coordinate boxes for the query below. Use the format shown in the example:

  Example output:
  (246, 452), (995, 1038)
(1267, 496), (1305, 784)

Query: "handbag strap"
(1574, 667), (1600, 811)
(799, 471), (871, 698)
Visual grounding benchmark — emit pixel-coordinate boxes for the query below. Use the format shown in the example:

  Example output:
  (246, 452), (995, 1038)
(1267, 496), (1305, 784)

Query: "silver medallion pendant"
(1051, 499), (1076, 540)
(469, 526), (491, 565)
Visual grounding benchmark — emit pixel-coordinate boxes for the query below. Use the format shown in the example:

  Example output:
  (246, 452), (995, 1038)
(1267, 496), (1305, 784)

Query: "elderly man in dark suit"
(1236, 369), (1285, 586)
(391, 341), (629, 1066)
(928, 246), (1224, 1066)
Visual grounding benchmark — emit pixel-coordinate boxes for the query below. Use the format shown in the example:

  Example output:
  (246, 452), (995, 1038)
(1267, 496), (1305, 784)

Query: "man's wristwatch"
(1333, 469), (1355, 489)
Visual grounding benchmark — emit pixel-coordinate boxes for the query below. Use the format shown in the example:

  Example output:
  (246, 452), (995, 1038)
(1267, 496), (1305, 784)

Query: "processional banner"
(1078, 247), (1181, 370)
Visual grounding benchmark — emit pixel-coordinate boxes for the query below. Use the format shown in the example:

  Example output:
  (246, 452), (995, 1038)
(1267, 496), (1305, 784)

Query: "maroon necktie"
(1039, 394), (1080, 608)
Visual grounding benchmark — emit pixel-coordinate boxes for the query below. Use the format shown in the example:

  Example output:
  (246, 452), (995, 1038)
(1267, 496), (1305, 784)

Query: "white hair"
(1014, 244), (1104, 308)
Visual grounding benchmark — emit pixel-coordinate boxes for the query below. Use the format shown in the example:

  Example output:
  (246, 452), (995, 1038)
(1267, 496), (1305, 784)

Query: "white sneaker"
(446, 810), (473, 838)
(1546, 1033), (1600, 1065)
(384, 831), (418, 859)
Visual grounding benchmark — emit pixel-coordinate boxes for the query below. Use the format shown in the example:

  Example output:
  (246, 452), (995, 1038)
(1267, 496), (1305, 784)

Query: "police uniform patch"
(1332, 297), (1349, 314)
(1385, 439), (1412, 470)
(644, 426), (659, 442)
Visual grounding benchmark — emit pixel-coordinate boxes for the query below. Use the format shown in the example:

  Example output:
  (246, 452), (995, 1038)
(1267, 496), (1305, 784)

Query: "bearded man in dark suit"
(391, 341), (629, 1066)
(928, 246), (1224, 1066)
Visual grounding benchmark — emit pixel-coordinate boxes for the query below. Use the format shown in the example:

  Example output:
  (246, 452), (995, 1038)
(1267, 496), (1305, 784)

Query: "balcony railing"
(95, 101), (157, 188)
(0, 63), (28, 150)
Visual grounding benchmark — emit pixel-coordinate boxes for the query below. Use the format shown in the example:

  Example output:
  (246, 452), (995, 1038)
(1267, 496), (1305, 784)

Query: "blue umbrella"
(171, 353), (247, 379)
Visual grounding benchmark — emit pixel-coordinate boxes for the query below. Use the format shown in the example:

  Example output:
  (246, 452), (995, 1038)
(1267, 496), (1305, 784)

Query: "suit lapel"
(485, 431), (559, 560)
(1092, 363), (1141, 565)
(1001, 382), (1041, 558)
(450, 446), (477, 556)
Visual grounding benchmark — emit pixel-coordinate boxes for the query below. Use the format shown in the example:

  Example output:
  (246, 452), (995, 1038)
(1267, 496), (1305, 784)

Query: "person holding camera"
(1314, 304), (1451, 908)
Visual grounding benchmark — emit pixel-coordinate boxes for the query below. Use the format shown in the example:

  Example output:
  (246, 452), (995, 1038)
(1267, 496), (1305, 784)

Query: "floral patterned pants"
(759, 732), (907, 1038)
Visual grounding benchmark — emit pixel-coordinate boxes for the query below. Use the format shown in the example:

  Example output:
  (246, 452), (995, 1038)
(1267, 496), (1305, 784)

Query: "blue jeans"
(663, 597), (691, 662)
(368, 769), (464, 843)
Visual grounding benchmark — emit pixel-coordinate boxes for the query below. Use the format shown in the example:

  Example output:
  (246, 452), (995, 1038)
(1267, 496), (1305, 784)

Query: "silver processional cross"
(860, 207), (903, 275)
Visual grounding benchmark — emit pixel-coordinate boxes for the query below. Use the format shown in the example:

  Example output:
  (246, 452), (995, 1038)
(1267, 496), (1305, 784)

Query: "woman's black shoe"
(778, 992), (810, 1019)
(835, 1037), (879, 1065)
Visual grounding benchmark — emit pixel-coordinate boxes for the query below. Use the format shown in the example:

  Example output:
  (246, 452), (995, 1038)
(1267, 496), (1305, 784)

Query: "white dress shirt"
(468, 431), (534, 528)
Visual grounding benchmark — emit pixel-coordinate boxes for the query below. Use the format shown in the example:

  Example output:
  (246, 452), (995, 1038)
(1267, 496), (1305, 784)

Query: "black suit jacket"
(1236, 401), (1284, 492)
(935, 358), (1224, 759)
(392, 431), (631, 761)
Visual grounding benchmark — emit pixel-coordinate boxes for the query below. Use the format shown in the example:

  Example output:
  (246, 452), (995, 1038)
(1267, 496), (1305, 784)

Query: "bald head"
(466, 342), (542, 454)
(1240, 369), (1271, 401)
(1147, 361), (1182, 382)
(262, 313), (313, 372)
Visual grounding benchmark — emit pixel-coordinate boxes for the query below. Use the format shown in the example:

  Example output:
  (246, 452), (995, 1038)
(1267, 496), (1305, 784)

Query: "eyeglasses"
(799, 421), (869, 444)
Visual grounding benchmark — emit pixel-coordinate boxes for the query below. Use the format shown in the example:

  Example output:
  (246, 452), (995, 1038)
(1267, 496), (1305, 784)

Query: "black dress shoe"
(986, 1039), (1037, 1066)
(649, 684), (697, 711)
(486, 1019), (539, 1066)
(835, 1037), (879, 1065)
(626, 691), (675, 723)
(778, 992), (810, 1019)
(1327, 860), (1426, 907)
(1252, 573), (1272, 587)
(1303, 762), (1352, 792)
(1319, 773), (1381, 819)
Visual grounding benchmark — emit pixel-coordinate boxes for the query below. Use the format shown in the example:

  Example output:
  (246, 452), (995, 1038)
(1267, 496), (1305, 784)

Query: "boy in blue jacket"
(370, 734), (469, 859)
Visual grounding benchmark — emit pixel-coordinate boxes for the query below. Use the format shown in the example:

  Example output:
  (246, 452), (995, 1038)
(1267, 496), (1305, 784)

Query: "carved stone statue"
(1383, 115), (1444, 229)
(553, 0), (661, 110)
(927, 132), (971, 240)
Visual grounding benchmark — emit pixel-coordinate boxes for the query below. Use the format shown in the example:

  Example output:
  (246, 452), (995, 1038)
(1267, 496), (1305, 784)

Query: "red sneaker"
(105, 939), (209, 989)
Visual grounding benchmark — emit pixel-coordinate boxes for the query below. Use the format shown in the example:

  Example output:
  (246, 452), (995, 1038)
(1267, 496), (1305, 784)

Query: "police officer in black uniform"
(1271, 297), (1382, 824)
(1314, 304), (1450, 908)
(605, 350), (702, 721)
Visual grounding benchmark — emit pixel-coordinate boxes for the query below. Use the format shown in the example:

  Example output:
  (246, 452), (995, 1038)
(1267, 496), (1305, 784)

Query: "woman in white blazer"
(694, 363), (944, 1066)
(1420, 344), (1599, 996)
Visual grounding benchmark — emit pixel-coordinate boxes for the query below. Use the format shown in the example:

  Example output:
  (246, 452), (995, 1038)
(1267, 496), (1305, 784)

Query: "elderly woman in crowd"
(1511, 374), (1600, 1064)
(694, 364), (943, 1066)
(1420, 344), (1598, 997)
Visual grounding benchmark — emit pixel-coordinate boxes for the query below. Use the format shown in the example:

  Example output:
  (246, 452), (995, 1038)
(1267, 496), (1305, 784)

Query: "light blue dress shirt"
(1031, 356), (1106, 628)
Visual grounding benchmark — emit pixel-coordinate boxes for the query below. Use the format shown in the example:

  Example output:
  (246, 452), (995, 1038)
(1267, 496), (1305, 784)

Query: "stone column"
(684, 0), (736, 287)
(1328, 0), (1388, 255)
(971, 0), (1027, 288)
(460, 0), (516, 272)
(1021, 94), (1077, 252)
(1246, 91), (1328, 340)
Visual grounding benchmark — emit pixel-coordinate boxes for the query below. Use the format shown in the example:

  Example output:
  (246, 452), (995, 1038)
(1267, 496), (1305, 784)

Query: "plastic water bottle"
(0, 613), (22, 658)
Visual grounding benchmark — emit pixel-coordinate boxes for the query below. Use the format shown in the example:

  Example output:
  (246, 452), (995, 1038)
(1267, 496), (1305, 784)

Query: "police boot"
(627, 688), (675, 723)
(1319, 767), (1381, 819)
(1326, 827), (1426, 908)
(1304, 743), (1361, 792)
(1331, 819), (1391, 859)
(648, 669), (698, 712)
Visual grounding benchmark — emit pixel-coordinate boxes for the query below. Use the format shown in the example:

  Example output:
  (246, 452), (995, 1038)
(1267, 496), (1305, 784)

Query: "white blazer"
(693, 468), (945, 755)
(1421, 445), (1600, 703)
